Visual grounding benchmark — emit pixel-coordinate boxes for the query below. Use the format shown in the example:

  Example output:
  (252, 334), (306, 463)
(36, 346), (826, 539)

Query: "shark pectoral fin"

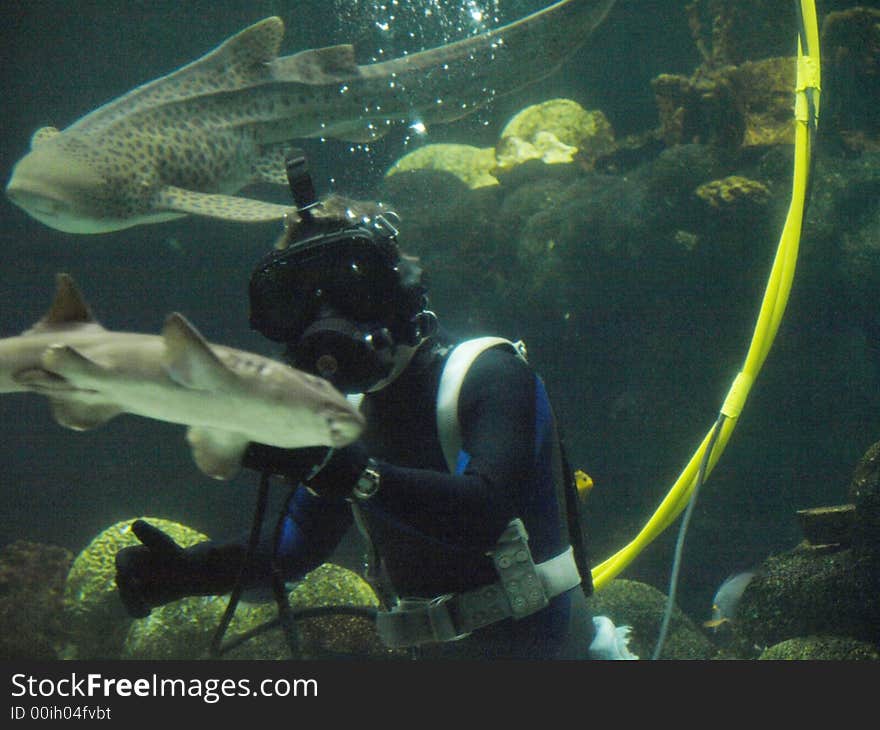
(186, 427), (249, 480)
(48, 398), (122, 430)
(30, 126), (60, 149)
(13, 367), (75, 392)
(155, 186), (296, 223)
(270, 44), (358, 84)
(162, 313), (236, 390)
(41, 344), (107, 381)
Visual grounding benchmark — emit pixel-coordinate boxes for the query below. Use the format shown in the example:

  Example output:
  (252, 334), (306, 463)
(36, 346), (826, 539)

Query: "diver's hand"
(114, 520), (245, 618)
(305, 441), (371, 500)
(240, 443), (330, 482)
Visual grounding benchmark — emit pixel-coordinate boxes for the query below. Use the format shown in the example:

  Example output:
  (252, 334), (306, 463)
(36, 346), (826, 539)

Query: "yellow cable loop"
(591, 0), (820, 591)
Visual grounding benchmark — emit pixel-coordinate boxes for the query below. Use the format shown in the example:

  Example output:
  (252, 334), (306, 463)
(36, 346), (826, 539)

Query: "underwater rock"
(61, 516), (208, 659)
(384, 100), (614, 189)
(684, 0), (795, 68)
(584, 578), (716, 660)
(758, 635), (880, 661)
(730, 543), (880, 658)
(795, 504), (856, 549)
(848, 440), (880, 554)
(494, 99), (615, 174)
(385, 143), (499, 189)
(0, 541), (73, 660)
(123, 563), (389, 660)
(653, 57), (795, 148)
(695, 175), (771, 209)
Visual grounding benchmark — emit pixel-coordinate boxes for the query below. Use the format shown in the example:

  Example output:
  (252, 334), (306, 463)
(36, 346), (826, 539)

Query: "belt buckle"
(425, 594), (470, 643)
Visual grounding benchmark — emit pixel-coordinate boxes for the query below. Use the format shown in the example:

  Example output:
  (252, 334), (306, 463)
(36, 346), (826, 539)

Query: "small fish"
(575, 469), (594, 498)
(703, 570), (756, 629)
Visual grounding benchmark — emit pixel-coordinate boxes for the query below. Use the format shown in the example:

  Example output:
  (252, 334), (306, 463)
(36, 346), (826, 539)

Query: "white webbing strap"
(375, 545), (582, 648)
(435, 337), (525, 473)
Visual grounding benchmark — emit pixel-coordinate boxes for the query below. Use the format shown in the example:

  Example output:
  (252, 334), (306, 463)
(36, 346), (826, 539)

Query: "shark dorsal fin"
(26, 273), (101, 334)
(68, 17), (286, 135)
(162, 313), (235, 390)
(31, 126), (60, 149)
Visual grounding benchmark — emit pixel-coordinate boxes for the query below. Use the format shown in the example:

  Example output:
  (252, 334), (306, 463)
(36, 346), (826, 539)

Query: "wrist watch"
(352, 458), (381, 501)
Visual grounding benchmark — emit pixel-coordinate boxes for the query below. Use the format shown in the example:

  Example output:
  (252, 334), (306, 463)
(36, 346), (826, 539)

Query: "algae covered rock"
(123, 563), (387, 660)
(695, 175), (771, 208)
(653, 58), (795, 148)
(0, 541), (73, 659)
(495, 99), (615, 173)
(759, 635), (880, 661)
(730, 545), (880, 657)
(62, 516), (207, 659)
(585, 578), (716, 660)
(386, 143), (499, 189)
(848, 440), (880, 552)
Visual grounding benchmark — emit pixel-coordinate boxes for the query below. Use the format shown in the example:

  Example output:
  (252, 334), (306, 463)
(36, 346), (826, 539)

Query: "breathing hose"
(591, 0), (821, 595)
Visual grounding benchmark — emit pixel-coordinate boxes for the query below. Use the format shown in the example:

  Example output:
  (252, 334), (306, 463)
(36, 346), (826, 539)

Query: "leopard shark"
(0, 274), (365, 479)
(5, 0), (615, 234)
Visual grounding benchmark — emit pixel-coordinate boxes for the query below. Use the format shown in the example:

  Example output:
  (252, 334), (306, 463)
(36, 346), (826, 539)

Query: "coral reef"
(759, 635), (880, 661)
(684, 0), (795, 68)
(725, 441), (880, 659)
(55, 516), (387, 660)
(386, 143), (499, 189)
(61, 516), (208, 659)
(123, 563), (388, 660)
(584, 579), (716, 660)
(0, 541), (73, 659)
(385, 100), (615, 190)
(820, 7), (880, 151)
(695, 175), (771, 209)
(495, 99), (615, 173)
(652, 58), (796, 148)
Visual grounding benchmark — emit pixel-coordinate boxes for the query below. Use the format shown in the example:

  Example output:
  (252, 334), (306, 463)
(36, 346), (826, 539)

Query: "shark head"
(5, 129), (178, 234)
(6, 131), (112, 233)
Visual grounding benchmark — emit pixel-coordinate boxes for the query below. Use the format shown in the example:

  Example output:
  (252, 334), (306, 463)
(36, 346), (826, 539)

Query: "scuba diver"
(115, 153), (635, 660)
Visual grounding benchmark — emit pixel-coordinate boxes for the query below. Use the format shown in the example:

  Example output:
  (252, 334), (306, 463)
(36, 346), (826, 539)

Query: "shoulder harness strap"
(435, 336), (527, 473)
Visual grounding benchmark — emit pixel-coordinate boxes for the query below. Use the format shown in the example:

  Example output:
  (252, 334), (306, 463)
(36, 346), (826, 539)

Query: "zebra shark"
(5, 0), (615, 234)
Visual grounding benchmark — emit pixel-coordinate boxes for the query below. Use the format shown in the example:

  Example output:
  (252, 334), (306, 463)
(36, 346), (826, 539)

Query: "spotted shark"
(0, 274), (365, 479)
(5, 0), (615, 234)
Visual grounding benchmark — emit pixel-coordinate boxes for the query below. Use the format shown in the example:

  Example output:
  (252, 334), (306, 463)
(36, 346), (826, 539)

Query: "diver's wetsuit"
(253, 338), (585, 659)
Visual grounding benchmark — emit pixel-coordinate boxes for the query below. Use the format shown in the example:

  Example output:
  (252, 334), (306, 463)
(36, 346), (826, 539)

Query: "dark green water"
(1, 0), (878, 626)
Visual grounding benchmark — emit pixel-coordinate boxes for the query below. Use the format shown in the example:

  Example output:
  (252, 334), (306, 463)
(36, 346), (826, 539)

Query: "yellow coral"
(495, 99), (615, 172)
(123, 563), (384, 660)
(695, 176), (772, 208)
(385, 143), (499, 189)
(61, 517), (207, 659)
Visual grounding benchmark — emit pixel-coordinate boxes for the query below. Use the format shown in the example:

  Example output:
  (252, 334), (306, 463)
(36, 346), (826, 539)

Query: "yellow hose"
(591, 0), (821, 591)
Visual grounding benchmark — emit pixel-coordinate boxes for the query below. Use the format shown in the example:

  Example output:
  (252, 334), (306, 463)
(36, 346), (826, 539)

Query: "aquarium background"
(1, 0), (878, 629)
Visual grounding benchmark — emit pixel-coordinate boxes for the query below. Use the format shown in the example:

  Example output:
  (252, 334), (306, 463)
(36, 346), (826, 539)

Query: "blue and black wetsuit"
(265, 337), (590, 659)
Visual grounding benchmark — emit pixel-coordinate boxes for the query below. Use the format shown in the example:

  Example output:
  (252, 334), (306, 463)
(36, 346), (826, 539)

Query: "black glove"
(114, 520), (246, 618)
(240, 443), (329, 482)
(304, 441), (370, 500)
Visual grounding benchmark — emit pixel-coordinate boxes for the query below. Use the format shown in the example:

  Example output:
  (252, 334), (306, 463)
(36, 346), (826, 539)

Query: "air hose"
(590, 0), (821, 610)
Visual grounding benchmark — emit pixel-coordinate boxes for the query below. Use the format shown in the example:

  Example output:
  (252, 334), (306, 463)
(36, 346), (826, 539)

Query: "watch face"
(355, 464), (380, 499)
